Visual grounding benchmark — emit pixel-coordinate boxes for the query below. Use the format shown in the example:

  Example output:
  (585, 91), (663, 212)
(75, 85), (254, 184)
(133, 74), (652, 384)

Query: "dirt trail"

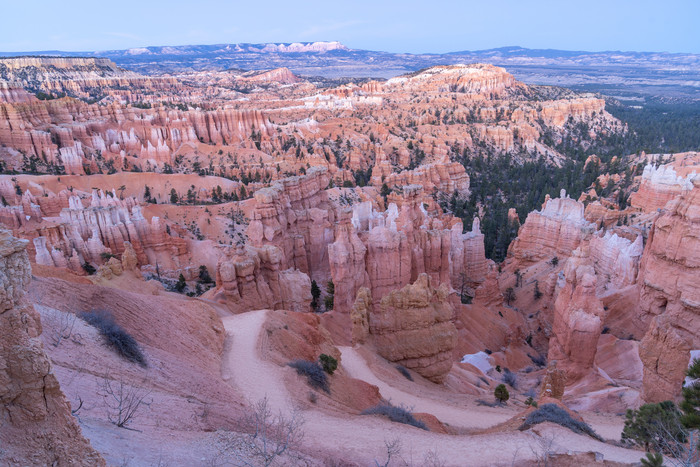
(220, 310), (644, 466)
(339, 345), (512, 429)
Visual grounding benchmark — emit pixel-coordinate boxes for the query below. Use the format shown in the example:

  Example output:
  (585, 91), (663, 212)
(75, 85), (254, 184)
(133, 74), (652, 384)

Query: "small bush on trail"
(361, 403), (428, 430)
(319, 354), (338, 375)
(288, 360), (329, 393)
(396, 365), (413, 381)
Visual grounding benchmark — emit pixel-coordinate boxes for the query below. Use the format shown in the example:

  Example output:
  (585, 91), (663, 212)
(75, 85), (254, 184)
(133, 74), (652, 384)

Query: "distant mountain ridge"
(1, 41), (699, 100)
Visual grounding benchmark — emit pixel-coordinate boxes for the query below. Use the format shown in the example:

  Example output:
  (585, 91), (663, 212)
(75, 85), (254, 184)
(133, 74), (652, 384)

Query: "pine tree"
(494, 384), (509, 404)
(175, 274), (187, 293)
(681, 358), (700, 429)
(310, 280), (321, 311)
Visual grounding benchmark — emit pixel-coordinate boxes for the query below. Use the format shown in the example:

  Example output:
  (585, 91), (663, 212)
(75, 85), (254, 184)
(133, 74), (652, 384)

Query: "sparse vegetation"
(80, 311), (147, 367)
(288, 360), (329, 393)
(175, 273), (187, 293)
(504, 287), (516, 305)
(640, 452), (664, 467)
(82, 262), (96, 275)
(361, 403), (428, 430)
(533, 281), (543, 300)
(528, 353), (547, 367)
(198, 265), (213, 284)
(324, 279), (335, 311)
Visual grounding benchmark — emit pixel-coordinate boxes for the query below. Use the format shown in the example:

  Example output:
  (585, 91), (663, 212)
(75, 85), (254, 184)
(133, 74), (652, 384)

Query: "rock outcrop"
(508, 190), (595, 265)
(247, 167), (333, 279)
(214, 244), (311, 313)
(0, 229), (103, 465)
(638, 181), (700, 401)
(368, 273), (457, 383)
(630, 162), (699, 213)
(547, 249), (607, 381)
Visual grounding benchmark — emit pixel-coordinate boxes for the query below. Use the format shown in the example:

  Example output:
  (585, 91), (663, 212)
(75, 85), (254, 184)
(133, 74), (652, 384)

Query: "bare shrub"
(288, 360), (329, 393)
(44, 308), (78, 347)
(99, 377), (152, 429)
(372, 438), (445, 467)
(216, 396), (305, 467)
(374, 438), (402, 467)
(80, 311), (147, 367)
(362, 403), (427, 430)
(529, 434), (556, 467)
(421, 448), (446, 467)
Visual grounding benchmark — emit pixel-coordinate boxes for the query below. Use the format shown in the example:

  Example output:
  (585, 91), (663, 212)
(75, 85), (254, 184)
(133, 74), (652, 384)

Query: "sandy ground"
(220, 310), (646, 466)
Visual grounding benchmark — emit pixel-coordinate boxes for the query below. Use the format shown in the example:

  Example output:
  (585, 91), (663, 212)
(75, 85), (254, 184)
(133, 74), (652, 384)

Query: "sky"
(2, 0), (699, 54)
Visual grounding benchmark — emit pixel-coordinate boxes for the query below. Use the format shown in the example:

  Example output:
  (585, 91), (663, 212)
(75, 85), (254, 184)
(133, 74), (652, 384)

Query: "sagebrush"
(520, 403), (601, 440)
(288, 360), (329, 393)
(80, 311), (147, 367)
(361, 403), (427, 430)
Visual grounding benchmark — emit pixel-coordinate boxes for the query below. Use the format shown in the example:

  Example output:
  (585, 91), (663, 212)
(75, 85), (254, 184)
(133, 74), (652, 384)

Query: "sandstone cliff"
(0, 229), (103, 465)
(367, 273), (457, 383)
(638, 180), (700, 401)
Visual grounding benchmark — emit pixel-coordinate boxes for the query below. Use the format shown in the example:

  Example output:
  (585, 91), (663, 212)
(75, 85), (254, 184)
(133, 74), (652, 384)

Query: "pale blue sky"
(2, 0), (698, 54)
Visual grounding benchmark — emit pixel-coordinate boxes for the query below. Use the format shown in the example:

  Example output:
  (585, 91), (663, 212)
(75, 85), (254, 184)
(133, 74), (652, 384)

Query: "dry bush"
(529, 434), (556, 467)
(44, 308), (79, 347)
(99, 377), (152, 429)
(520, 404), (601, 440)
(287, 359), (329, 393)
(362, 403), (427, 431)
(80, 310), (147, 367)
(216, 396), (305, 467)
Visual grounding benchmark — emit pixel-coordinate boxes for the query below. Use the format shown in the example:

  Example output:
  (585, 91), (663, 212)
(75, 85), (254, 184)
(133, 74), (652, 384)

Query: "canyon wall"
(0, 229), (103, 465)
(638, 181), (700, 401)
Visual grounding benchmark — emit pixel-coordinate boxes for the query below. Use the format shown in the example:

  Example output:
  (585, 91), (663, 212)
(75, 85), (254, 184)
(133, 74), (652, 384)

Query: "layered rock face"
(213, 244), (311, 313)
(368, 274), (457, 383)
(638, 181), (700, 401)
(246, 166), (334, 279)
(508, 190), (596, 265)
(0, 56), (180, 101)
(328, 185), (488, 312)
(0, 184), (189, 276)
(0, 81), (273, 176)
(630, 162), (699, 213)
(385, 64), (522, 97)
(589, 232), (644, 293)
(379, 157), (470, 197)
(328, 210), (371, 313)
(0, 229), (103, 465)
(547, 249), (607, 380)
